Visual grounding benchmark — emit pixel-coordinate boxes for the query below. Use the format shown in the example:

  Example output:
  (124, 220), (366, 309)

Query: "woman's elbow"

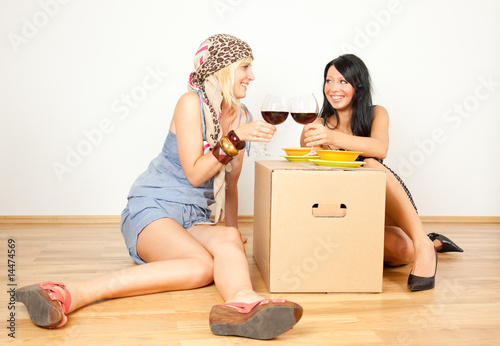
(185, 173), (204, 187)
(188, 179), (202, 188)
(376, 142), (389, 160)
(378, 150), (388, 160)
(368, 148), (387, 160)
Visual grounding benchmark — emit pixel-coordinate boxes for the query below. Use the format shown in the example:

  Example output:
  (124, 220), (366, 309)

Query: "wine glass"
(291, 93), (319, 155)
(260, 94), (289, 155)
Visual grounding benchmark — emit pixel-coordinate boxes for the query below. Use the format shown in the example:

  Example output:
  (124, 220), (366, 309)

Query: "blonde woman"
(16, 34), (303, 340)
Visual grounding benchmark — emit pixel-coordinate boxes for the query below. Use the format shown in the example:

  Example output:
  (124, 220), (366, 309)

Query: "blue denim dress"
(120, 90), (251, 264)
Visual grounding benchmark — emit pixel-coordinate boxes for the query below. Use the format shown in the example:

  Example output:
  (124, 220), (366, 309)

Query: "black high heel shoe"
(427, 233), (464, 253)
(407, 248), (438, 292)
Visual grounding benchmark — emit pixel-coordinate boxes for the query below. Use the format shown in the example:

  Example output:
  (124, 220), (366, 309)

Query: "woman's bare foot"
(225, 288), (264, 305)
(431, 239), (443, 251)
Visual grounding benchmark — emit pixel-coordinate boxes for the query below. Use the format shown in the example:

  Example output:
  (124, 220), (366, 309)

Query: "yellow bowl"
(316, 150), (362, 162)
(282, 147), (313, 156)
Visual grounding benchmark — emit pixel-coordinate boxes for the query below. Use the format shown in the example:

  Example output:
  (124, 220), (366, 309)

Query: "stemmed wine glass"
(290, 93), (319, 155)
(260, 94), (289, 156)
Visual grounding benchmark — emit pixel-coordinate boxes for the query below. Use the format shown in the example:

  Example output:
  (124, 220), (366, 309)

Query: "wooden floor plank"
(1, 222), (499, 345)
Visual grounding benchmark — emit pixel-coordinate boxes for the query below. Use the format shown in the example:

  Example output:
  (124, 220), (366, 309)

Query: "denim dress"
(120, 90), (251, 264)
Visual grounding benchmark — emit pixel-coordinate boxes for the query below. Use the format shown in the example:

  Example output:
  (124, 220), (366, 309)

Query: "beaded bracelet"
(227, 130), (246, 150)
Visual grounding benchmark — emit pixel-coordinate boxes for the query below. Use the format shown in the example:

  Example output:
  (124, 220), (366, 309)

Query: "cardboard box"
(253, 160), (386, 293)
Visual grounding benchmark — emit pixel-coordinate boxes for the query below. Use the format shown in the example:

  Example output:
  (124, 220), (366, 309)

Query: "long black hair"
(319, 54), (373, 137)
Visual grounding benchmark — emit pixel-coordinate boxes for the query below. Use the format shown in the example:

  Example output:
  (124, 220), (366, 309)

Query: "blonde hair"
(215, 57), (253, 113)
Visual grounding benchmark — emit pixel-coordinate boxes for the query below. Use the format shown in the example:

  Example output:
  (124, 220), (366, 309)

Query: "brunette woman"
(301, 54), (462, 292)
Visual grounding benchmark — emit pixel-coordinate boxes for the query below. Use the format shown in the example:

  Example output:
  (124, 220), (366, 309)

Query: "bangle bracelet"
(212, 141), (233, 164)
(219, 136), (239, 157)
(227, 130), (246, 150)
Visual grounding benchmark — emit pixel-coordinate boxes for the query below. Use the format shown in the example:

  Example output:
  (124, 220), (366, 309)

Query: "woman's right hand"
(234, 120), (276, 143)
(302, 122), (329, 147)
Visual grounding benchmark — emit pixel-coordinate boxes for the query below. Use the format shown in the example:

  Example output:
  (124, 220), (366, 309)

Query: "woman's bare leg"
(187, 224), (263, 303)
(365, 159), (436, 278)
(62, 218), (216, 313)
(63, 217), (262, 314)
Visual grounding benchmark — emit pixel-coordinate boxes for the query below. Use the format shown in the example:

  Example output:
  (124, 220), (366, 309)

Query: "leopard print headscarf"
(187, 34), (253, 222)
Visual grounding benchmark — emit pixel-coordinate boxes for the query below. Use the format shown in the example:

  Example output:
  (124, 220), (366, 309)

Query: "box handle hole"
(312, 203), (347, 218)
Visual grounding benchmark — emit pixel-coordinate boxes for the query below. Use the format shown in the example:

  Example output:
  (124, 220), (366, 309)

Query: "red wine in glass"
(262, 111), (289, 125)
(260, 94), (290, 155)
(290, 112), (317, 125)
(291, 94), (319, 154)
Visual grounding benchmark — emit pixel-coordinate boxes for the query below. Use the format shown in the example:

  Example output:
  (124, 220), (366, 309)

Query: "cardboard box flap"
(263, 160), (381, 172)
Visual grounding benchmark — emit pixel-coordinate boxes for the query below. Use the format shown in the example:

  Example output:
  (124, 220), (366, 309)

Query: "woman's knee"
(212, 226), (244, 245)
(188, 257), (214, 287)
(394, 239), (414, 264)
(384, 227), (415, 265)
(363, 158), (382, 169)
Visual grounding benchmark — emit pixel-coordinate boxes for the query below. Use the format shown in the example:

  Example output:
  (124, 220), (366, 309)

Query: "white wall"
(1, 0), (499, 217)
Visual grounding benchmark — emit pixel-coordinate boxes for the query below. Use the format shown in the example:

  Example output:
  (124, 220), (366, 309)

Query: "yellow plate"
(282, 147), (314, 156)
(315, 150), (362, 162)
(309, 159), (365, 167)
(281, 155), (320, 162)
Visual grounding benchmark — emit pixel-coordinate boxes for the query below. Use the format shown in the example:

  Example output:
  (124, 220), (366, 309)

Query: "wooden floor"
(1, 221), (499, 345)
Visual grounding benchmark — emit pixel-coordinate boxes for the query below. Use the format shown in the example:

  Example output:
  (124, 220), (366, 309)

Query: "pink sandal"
(209, 299), (303, 339)
(16, 281), (72, 329)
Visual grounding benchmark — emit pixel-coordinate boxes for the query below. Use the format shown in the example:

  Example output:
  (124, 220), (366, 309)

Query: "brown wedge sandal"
(209, 299), (303, 340)
(16, 282), (72, 329)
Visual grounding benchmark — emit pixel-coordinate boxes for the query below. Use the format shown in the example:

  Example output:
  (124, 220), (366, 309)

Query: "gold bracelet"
(219, 136), (239, 157)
